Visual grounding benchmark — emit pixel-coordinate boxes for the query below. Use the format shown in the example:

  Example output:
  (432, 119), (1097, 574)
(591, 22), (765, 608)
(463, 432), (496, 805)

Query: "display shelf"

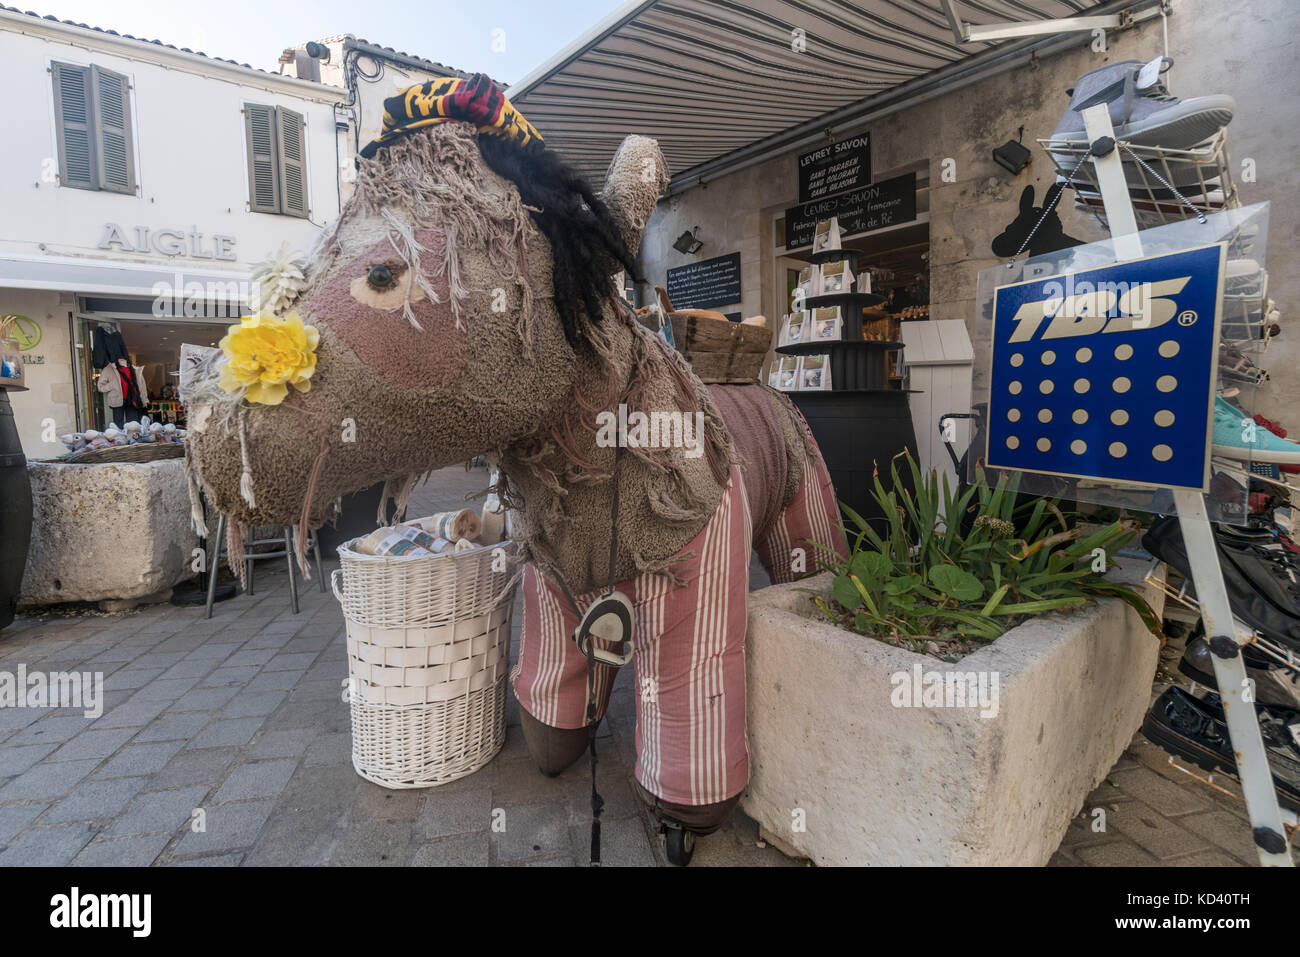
(806, 247), (862, 267)
(802, 291), (885, 310)
(776, 340), (901, 356)
(784, 387), (919, 395)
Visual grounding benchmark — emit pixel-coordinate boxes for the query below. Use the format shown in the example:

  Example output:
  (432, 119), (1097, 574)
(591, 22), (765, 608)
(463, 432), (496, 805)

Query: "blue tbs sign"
(987, 243), (1226, 490)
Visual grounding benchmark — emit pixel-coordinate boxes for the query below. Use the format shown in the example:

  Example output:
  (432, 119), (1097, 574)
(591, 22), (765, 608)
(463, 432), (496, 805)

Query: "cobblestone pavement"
(0, 464), (1293, 866)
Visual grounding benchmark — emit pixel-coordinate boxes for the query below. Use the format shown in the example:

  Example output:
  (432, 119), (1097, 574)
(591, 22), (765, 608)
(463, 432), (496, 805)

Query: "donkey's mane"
(476, 134), (638, 346)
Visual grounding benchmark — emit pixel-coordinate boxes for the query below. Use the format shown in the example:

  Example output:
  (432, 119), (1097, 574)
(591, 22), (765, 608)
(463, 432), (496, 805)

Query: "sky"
(20, 0), (629, 83)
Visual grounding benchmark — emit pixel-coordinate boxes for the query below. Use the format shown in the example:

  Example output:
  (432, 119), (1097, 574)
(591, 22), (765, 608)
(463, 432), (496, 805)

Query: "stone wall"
(638, 0), (1300, 417)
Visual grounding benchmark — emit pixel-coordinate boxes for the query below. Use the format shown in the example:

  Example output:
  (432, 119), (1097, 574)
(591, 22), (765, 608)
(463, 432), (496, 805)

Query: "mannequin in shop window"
(96, 357), (149, 426)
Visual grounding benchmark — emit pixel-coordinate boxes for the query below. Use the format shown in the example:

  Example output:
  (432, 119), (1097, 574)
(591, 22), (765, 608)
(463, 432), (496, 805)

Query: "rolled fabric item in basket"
(354, 527), (435, 557)
(392, 524), (442, 550)
(479, 494), (506, 545)
(394, 524), (463, 554)
(409, 508), (482, 542)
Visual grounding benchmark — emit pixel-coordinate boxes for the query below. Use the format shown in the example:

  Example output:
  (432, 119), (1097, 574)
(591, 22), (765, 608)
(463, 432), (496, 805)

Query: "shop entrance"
(73, 298), (232, 432)
(771, 219), (930, 389)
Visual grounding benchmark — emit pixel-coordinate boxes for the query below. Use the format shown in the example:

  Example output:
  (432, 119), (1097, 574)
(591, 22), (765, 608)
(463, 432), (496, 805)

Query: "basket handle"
(330, 567), (345, 603)
(486, 568), (523, 607)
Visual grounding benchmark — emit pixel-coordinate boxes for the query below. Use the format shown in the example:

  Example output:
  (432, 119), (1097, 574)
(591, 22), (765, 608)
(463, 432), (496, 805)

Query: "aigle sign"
(97, 223), (237, 261)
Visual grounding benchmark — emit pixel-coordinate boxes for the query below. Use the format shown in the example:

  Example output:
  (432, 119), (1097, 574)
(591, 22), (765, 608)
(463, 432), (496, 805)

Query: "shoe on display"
(1213, 396), (1300, 464)
(1178, 637), (1298, 704)
(1218, 343), (1268, 387)
(1253, 414), (1300, 474)
(1142, 514), (1300, 652)
(1052, 58), (1235, 149)
(1071, 187), (1229, 227)
(1141, 686), (1300, 812)
(1049, 58), (1235, 194)
(1225, 258), (1265, 287)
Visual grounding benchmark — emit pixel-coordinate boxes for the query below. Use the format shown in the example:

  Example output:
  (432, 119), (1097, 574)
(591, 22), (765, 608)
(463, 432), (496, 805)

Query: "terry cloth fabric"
(360, 73), (542, 159)
(707, 384), (792, 539)
(513, 466), (754, 807)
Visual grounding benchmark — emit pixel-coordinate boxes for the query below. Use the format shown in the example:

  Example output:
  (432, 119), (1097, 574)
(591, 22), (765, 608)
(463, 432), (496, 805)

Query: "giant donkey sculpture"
(184, 75), (846, 862)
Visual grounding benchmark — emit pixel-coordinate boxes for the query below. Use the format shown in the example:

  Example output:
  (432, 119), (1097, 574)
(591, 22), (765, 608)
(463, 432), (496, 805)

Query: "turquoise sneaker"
(1212, 396), (1300, 464)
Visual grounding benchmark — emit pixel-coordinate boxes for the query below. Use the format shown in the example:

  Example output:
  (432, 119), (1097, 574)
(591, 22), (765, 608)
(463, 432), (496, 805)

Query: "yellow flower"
(218, 311), (319, 405)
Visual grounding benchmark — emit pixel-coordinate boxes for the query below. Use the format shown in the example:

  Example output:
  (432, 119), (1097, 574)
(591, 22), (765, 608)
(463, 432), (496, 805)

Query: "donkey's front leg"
(511, 565), (619, 776)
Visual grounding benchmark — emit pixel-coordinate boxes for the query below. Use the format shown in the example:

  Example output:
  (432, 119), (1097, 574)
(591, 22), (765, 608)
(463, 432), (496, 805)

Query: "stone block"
(740, 571), (1163, 865)
(20, 460), (198, 605)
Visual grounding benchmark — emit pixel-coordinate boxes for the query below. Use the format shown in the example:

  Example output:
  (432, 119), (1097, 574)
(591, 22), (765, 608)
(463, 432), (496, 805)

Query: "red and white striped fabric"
(754, 448), (846, 583)
(512, 450), (846, 808)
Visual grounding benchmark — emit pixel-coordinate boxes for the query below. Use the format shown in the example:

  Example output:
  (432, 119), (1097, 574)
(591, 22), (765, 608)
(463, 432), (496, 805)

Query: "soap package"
(812, 217), (841, 254)
(820, 260), (853, 294)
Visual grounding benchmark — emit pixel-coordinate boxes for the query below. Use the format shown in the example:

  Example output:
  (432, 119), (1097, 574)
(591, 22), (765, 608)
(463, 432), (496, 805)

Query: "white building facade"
(0, 8), (348, 456)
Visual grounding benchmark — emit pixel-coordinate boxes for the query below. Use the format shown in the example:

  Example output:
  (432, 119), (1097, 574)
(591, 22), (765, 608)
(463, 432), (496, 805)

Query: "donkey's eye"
(366, 265), (395, 288)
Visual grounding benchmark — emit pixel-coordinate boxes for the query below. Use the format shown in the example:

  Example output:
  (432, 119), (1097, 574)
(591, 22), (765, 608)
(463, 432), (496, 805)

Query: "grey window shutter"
(276, 107), (307, 218)
(244, 103), (280, 213)
(52, 63), (95, 189)
(90, 66), (135, 193)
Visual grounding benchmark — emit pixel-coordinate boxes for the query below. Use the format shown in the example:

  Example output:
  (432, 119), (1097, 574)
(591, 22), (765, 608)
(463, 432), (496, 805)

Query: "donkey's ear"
(600, 135), (669, 257)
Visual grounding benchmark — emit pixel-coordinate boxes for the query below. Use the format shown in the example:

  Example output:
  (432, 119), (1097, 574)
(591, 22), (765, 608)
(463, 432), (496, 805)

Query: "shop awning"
(0, 253), (250, 301)
(509, 0), (1146, 192)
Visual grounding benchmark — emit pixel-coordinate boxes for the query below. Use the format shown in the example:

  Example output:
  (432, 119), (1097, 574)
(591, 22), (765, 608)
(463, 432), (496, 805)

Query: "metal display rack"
(1074, 102), (1293, 866)
(778, 248), (895, 390)
(776, 246), (918, 530)
(1039, 127), (1238, 231)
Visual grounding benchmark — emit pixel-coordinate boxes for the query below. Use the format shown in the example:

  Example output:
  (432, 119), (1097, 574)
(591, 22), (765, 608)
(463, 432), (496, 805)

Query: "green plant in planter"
(808, 453), (1161, 650)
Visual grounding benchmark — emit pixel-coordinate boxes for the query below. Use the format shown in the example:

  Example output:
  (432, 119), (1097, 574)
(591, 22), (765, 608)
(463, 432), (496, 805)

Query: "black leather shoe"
(1178, 637), (1298, 706)
(1141, 686), (1300, 812)
(1143, 516), (1300, 652)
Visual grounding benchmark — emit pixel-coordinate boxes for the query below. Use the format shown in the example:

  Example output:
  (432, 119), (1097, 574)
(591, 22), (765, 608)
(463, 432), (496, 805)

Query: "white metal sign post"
(1080, 103), (1292, 866)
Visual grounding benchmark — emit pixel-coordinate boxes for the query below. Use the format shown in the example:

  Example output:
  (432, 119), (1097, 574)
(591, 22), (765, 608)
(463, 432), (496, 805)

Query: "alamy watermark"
(148, 270), (291, 319)
(595, 404), (705, 459)
(890, 663), (1000, 719)
(0, 664), (103, 718)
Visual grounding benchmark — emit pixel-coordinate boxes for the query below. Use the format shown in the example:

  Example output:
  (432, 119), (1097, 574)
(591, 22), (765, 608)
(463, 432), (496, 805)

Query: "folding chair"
(203, 514), (324, 618)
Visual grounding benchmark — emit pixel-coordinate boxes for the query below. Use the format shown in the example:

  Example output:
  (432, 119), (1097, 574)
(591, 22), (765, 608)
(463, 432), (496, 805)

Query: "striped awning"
(510, 0), (1112, 187)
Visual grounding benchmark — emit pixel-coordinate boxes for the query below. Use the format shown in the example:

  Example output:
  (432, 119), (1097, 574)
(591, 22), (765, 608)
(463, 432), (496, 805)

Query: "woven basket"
(49, 443), (185, 464)
(683, 350), (767, 384)
(332, 538), (520, 789)
(334, 538), (518, 627)
(669, 313), (772, 385)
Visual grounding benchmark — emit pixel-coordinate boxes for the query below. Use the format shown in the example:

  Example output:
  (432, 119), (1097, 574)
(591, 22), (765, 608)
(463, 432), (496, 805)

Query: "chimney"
(279, 47), (321, 83)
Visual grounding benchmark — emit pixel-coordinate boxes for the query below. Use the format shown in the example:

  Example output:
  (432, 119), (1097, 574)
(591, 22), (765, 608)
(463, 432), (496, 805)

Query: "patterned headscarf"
(360, 73), (542, 158)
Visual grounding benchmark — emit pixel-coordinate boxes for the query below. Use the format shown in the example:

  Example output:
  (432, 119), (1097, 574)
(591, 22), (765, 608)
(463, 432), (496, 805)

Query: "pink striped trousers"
(511, 452), (846, 807)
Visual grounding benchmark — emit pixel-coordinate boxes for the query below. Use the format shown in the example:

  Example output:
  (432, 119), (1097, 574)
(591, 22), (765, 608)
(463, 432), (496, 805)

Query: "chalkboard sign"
(666, 252), (741, 310)
(784, 172), (917, 250)
(798, 133), (871, 202)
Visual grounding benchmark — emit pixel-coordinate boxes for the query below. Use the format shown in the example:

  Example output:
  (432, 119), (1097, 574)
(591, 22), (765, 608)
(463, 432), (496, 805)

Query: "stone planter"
(19, 459), (199, 607)
(742, 568), (1164, 866)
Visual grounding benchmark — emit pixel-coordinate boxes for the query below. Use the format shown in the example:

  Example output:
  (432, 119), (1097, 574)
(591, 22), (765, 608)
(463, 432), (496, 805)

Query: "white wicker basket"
(331, 538), (521, 789)
(334, 538), (519, 627)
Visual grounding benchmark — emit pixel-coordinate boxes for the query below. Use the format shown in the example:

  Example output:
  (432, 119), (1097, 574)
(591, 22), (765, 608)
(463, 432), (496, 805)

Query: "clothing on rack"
(117, 362), (148, 412)
(96, 365), (124, 408)
(92, 326), (128, 368)
(98, 360), (148, 411)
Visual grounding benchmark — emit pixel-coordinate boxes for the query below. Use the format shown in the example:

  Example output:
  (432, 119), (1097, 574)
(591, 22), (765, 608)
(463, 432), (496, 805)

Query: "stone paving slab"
(1, 464), (1294, 867)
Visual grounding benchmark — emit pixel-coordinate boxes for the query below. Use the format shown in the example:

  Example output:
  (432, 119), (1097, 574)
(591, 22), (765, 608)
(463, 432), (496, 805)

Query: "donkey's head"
(184, 75), (667, 535)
